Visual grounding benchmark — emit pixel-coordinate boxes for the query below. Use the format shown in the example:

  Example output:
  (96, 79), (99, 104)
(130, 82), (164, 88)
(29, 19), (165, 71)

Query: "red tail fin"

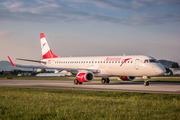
(40, 33), (57, 59)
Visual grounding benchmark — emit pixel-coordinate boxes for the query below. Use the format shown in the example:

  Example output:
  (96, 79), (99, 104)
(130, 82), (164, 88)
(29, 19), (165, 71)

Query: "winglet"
(7, 56), (17, 67)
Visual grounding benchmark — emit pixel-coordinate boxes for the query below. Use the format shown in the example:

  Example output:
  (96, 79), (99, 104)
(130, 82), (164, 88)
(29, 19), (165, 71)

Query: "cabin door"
(134, 59), (139, 70)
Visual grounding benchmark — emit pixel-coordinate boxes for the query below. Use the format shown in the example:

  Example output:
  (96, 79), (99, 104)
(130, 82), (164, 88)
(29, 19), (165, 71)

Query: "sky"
(0, 0), (180, 65)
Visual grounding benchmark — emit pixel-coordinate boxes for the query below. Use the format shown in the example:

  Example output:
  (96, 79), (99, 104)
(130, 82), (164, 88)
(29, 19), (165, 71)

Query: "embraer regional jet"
(8, 33), (166, 86)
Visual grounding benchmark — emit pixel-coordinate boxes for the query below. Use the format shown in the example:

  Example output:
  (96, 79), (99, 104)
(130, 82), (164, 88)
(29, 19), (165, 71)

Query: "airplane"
(8, 33), (166, 86)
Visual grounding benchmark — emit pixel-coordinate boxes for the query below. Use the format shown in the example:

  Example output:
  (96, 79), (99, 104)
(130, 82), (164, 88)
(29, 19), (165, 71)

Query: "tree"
(171, 62), (179, 68)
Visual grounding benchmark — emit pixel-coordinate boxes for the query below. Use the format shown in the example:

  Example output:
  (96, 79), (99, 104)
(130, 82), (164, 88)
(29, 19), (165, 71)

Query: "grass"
(0, 87), (180, 120)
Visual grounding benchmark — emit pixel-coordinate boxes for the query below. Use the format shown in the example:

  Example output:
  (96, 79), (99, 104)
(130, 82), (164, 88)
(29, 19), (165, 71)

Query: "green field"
(0, 87), (180, 120)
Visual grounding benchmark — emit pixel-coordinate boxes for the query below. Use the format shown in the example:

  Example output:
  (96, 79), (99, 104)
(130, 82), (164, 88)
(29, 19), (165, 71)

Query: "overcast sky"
(0, 0), (180, 65)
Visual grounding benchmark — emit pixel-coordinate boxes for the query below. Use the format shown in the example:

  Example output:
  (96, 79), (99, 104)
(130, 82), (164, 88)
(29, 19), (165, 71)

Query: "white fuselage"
(41, 55), (166, 77)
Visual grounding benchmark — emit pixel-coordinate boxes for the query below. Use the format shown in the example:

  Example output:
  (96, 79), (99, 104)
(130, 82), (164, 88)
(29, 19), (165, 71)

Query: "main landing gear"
(74, 78), (82, 85)
(143, 76), (149, 86)
(101, 77), (110, 84)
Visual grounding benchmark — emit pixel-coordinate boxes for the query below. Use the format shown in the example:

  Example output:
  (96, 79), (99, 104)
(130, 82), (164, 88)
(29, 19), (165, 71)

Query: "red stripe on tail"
(42, 50), (57, 59)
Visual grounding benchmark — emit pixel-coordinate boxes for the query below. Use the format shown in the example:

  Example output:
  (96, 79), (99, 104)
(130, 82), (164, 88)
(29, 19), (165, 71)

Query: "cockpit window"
(144, 59), (149, 63)
(149, 59), (159, 63)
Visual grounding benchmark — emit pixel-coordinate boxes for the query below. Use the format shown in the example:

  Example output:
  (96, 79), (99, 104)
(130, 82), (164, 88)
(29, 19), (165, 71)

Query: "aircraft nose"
(157, 66), (166, 75)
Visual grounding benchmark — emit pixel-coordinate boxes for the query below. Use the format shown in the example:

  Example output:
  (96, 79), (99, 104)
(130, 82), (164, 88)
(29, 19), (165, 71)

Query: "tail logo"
(42, 43), (46, 49)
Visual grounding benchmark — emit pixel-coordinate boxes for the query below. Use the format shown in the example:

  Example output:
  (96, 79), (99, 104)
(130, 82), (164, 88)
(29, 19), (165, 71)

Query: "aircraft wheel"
(79, 82), (82, 84)
(101, 78), (106, 84)
(144, 81), (149, 86)
(74, 79), (79, 85)
(106, 78), (110, 84)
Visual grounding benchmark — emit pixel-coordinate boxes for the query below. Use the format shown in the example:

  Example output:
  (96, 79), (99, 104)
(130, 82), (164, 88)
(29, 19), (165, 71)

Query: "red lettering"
(105, 57), (121, 61)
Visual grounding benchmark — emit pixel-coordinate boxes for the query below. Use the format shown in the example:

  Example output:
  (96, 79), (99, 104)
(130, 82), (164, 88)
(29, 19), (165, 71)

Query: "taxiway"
(0, 80), (180, 94)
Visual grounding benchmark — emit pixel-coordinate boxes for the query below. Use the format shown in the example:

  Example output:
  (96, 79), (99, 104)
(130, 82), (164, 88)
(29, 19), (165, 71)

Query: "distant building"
(36, 73), (66, 77)
(170, 68), (180, 75)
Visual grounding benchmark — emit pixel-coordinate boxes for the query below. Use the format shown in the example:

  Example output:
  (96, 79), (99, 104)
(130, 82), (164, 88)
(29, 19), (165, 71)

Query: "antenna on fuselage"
(123, 54), (125, 56)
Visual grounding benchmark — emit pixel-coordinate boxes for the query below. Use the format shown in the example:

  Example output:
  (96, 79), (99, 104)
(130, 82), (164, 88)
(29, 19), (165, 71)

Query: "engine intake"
(119, 76), (136, 81)
(76, 71), (94, 82)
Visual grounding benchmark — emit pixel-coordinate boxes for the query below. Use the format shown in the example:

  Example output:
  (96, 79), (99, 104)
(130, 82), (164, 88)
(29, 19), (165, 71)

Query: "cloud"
(1, 0), (60, 14)
(65, 0), (180, 10)
(0, 0), (180, 25)
(130, 13), (180, 25)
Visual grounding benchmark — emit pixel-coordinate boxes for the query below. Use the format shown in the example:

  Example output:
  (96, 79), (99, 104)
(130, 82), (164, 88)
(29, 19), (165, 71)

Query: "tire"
(74, 79), (78, 85)
(144, 82), (146, 86)
(106, 78), (110, 84)
(101, 78), (106, 84)
(146, 81), (149, 86)
(79, 82), (82, 84)
(144, 81), (149, 86)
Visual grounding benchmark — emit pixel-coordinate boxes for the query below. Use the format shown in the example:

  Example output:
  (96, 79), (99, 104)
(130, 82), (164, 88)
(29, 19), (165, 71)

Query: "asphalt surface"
(0, 80), (180, 94)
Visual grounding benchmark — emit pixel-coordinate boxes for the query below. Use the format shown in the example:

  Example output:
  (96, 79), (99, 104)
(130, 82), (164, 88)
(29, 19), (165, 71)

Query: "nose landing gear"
(143, 76), (150, 86)
(144, 80), (149, 86)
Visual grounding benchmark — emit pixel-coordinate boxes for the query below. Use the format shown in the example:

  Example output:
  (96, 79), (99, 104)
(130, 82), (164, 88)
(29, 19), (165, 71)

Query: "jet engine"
(76, 71), (94, 82)
(119, 76), (136, 81)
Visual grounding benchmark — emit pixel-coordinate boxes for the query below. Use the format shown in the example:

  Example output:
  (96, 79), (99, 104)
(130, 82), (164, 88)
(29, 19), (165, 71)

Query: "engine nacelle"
(76, 71), (94, 82)
(119, 76), (136, 81)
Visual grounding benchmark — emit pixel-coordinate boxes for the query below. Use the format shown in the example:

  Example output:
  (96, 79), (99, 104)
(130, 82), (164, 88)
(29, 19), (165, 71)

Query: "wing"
(7, 56), (98, 73)
(16, 58), (46, 64)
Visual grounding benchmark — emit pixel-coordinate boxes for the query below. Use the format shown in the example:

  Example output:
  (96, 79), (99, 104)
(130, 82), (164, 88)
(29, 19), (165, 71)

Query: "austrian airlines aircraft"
(8, 33), (166, 86)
